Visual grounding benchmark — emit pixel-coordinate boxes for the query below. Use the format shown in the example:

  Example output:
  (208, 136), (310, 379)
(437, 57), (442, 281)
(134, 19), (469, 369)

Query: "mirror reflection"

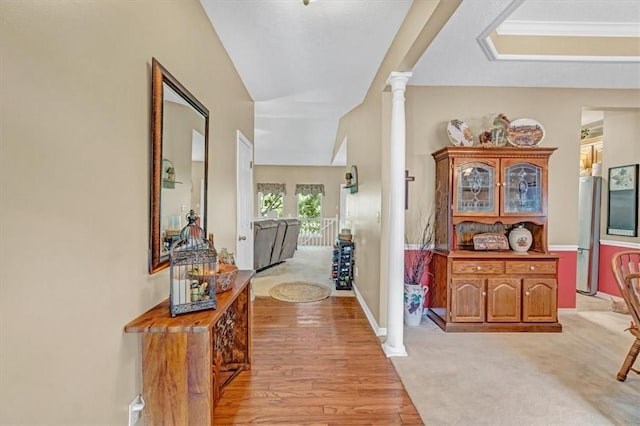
(160, 83), (206, 252)
(150, 59), (209, 273)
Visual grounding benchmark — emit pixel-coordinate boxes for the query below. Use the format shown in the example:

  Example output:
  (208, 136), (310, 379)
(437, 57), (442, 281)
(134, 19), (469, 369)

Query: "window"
(295, 184), (324, 234)
(258, 192), (284, 218)
(256, 183), (286, 218)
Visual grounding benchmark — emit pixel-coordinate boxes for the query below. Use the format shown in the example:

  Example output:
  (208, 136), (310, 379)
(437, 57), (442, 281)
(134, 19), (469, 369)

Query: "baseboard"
(600, 240), (640, 249)
(596, 291), (624, 302)
(352, 283), (386, 336)
(549, 245), (578, 251)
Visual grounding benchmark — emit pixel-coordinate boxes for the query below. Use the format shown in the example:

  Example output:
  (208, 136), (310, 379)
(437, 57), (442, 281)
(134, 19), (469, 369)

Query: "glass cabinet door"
(453, 159), (499, 216)
(502, 160), (545, 215)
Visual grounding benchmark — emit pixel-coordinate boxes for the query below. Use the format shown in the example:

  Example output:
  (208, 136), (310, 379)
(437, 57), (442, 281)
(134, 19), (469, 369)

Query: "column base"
(381, 341), (407, 357)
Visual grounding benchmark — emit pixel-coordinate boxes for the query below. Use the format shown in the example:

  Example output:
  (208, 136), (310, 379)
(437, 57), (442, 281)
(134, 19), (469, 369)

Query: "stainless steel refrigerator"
(576, 176), (602, 295)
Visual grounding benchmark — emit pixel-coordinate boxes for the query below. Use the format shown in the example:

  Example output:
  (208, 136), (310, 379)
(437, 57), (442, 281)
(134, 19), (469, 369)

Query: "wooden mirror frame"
(150, 58), (209, 273)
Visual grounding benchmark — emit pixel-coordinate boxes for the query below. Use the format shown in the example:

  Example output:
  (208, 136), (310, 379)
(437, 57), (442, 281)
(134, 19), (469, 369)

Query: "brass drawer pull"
(530, 266), (535, 271)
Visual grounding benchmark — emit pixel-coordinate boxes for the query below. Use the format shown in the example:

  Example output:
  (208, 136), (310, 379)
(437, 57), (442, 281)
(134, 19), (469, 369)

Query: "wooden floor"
(212, 296), (423, 425)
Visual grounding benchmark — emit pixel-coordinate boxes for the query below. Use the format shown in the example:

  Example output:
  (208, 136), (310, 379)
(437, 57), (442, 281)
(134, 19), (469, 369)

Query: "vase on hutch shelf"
(508, 224), (532, 253)
(404, 284), (428, 326)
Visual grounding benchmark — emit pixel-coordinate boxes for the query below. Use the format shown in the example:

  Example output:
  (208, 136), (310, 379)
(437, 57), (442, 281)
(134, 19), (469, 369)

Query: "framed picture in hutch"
(607, 164), (639, 237)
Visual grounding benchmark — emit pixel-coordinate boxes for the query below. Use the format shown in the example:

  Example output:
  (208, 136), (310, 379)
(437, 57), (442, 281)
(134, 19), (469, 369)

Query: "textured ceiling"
(200, 0), (412, 166)
(411, 0), (640, 87)
(201, 0), (640, 167)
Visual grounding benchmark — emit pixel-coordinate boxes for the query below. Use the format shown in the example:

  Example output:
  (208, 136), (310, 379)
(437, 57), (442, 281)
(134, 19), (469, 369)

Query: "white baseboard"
(549, 245), (578, 251)
(596, 291), (624, 302)
(548, 242), (640, 251)
(600, 240), (640, 249)
(352, 283), (386, 336)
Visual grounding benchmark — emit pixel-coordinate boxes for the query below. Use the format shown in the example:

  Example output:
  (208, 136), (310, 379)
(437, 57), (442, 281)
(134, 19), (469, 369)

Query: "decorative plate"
(447, 119), (474, 147)
(507, 118), (545, 147)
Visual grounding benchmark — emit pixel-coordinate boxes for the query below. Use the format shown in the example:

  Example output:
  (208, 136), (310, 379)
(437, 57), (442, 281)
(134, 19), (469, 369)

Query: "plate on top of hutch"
(447, 119), (475, 147)
(507, 118), (545, 147)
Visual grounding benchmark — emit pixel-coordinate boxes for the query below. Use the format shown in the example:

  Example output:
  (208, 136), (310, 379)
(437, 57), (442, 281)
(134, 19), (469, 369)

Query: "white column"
(382, 71), (412, 358)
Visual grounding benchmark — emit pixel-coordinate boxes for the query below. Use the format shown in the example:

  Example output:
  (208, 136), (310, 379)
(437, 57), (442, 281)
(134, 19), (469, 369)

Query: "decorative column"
(382, 71), (412, 358)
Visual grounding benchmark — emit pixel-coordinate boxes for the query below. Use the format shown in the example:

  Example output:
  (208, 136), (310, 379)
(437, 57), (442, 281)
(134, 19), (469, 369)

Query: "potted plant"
(404, 214), (435, 326)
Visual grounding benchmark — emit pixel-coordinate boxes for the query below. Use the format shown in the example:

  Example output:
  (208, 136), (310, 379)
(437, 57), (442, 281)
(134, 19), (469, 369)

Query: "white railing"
(298, 216), (338, 247)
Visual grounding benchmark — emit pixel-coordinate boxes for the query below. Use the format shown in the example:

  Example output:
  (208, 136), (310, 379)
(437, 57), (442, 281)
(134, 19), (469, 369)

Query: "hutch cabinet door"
(450, 278), (485, 322)
(486, 278), (521, 322)
(452, 158), (499, 216)
(500, 159), (548, 217)
(522, 278), (557, 322)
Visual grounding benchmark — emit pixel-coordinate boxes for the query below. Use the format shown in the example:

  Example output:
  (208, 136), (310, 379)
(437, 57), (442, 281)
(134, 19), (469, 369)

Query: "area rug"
(268, 281), (331, 303)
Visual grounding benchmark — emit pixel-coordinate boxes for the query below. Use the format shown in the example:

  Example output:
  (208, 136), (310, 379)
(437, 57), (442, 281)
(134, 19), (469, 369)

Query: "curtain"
(256, 182), (286, 195)
(295, 184), (325, 196)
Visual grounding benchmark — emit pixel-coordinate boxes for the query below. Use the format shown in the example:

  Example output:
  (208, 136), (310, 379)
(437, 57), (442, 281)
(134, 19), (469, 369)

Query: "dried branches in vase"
(404, 214), (435, 286)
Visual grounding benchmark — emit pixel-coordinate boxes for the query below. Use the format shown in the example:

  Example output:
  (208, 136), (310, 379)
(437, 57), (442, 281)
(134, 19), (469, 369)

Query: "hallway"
(212, 296), (421, 425)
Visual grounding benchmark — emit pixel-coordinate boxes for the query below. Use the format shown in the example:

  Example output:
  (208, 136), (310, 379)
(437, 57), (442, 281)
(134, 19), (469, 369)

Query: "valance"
(256, 183), (286, 195)
(295, 184), (325, 196)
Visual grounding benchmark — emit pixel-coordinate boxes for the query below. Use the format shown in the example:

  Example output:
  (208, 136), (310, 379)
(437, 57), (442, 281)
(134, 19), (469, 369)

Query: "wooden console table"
(124, 270), (253, 425)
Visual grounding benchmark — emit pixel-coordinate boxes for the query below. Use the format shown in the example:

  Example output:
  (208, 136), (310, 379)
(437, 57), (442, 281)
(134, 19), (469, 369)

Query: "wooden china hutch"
(428, 146), (561, 332)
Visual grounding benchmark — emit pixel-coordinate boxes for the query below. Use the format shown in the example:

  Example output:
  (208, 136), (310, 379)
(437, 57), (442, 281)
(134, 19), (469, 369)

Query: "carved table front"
(124, 270), (253, 425)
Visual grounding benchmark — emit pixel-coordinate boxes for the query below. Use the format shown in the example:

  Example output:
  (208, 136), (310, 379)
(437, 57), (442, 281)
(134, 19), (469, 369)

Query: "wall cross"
(405, 169), (415, 210)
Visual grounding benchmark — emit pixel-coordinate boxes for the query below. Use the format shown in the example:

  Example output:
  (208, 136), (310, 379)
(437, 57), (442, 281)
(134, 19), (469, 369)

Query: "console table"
(124, 270), (253, 425)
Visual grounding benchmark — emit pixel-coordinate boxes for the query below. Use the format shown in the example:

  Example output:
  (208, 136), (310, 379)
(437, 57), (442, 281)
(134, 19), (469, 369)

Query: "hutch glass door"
(503, 162), (543, 214)
(455, 161), (498, 216)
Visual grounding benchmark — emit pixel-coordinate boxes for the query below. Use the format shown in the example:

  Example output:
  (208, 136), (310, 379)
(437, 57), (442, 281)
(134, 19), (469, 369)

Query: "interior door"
(236, 131), (254, 270)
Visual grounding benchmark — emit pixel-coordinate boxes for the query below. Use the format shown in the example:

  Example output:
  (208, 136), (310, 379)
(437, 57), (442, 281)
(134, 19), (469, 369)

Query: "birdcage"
(169, 210), (218, 317)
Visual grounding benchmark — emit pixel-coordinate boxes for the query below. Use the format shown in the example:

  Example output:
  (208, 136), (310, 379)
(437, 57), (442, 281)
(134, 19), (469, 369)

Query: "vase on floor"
(404, 284), (428, 327)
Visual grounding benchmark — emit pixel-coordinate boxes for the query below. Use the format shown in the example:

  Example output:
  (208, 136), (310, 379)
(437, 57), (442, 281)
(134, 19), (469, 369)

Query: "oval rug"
(268, 281), (331, 303)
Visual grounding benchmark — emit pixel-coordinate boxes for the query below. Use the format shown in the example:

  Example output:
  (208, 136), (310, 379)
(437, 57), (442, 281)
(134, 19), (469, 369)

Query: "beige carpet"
(268, 281), (331, 303)
(392, 295), (640, 426)
(252, 246), (354, 298)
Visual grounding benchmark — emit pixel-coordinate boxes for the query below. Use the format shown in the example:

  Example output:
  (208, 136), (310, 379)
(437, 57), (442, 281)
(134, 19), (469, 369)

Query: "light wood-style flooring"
(212, 296), (422, 425)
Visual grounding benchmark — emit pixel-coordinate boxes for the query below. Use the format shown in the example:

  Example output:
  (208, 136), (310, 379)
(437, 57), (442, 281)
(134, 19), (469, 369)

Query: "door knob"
(238, 235), (247, 241)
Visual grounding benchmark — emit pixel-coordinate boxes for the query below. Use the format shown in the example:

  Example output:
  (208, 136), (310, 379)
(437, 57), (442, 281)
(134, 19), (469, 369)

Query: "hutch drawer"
(505, 261), (556, 274)
(452, 260), (504, 274)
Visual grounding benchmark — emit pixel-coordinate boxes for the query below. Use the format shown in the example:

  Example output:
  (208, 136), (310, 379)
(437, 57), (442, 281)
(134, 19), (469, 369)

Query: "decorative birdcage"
(169, 210), (218, 317)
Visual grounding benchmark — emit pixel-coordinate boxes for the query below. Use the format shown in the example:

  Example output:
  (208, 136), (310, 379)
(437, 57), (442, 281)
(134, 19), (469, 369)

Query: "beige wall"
(333, 0), (455, 329)
(404, 86), (640, 247)
(0, 1), (253, 424)
(337, 99), (386, 324)
(342, 85), (639, 329)
(254, 165), (344, 219)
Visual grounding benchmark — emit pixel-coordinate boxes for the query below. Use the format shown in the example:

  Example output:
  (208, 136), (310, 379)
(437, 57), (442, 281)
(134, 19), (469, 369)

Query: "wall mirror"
(150, 58), (209, 273)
